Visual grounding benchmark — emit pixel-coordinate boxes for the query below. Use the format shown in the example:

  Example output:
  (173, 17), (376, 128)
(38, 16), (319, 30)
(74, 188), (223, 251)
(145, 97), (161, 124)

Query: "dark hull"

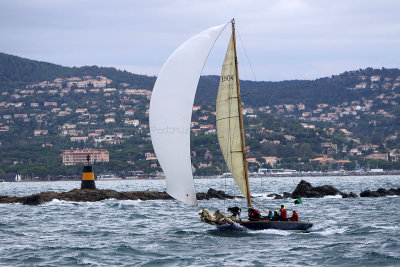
(216, 220), (313, 231)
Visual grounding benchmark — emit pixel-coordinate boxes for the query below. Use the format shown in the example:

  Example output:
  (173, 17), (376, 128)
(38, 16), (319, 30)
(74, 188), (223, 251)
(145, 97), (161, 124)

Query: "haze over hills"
(1, 51), (400, 180)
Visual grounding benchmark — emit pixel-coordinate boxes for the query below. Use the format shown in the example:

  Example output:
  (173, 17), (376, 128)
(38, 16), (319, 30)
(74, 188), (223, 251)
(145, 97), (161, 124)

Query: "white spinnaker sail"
(150, 24), (227, 206)
(216, 34), (250, 201)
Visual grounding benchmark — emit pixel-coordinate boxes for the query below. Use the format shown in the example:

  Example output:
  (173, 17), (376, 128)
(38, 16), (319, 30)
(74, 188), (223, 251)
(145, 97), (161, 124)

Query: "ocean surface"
(1, 176), (399, 266)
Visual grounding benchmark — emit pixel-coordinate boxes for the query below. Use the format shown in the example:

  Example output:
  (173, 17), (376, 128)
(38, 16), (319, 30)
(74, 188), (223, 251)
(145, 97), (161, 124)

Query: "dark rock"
(360, 187), (400, 197)
(0, 195), (19, 204)
(291, 180), (344, 198)
(388, 188), (400, 195)
(267, 193), (282, 199)
(360, 190), (373, 197)
(23, 195), (44, 205)
(0, 187), (237, 205)
(291, 180), (354, 198)
(204, 188), (235, 199)
(291, 180), (313, 198)
(349, 192), (358, 198)
(1, 183), (397, 205)
(341, 192), (358, 198)
(377, 188), (388, 195)
(315, 185), (341, 196)
(270, 192), (292, 199)
(196, 193), (209, 200)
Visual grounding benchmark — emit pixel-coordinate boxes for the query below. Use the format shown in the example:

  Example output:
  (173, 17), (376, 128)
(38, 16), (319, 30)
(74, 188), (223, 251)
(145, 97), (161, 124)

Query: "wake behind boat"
(149, 19), (313, 231)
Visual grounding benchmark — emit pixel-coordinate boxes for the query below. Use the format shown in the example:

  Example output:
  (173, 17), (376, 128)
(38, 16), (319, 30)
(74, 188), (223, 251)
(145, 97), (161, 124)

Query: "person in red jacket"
(289, 210), (299, 221)
(248, 208), (261, 221)
(280, 205), (287, 220)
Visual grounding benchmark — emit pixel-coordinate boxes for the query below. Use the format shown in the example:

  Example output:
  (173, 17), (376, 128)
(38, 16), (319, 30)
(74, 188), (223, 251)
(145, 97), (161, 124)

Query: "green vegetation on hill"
(196, 68), (400, 107)
(0, 52), (156, 89)
(3, 52), (400, 108)
(1, 51), (400, 179)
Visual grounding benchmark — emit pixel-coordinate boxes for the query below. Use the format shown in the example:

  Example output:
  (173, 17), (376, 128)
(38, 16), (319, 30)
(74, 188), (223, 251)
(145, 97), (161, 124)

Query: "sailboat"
(150, 19), (312, 231)
(15, 173), (22, 182)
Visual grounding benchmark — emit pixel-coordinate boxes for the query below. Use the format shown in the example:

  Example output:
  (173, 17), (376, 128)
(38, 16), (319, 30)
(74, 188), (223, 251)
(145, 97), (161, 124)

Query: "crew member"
(280, 205), (287, 220)
(273, 210), (280, 221)
(227, 206), (241, 218)
(248, 208), (261, 221)
(267, 210), (274, 220)
(289, 210), (298, 221)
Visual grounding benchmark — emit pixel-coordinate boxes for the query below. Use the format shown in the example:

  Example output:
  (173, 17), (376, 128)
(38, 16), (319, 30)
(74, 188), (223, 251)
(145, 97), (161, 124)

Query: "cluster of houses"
(184, 74), (400, 170)
(255, 75), (400, 124)
(26, 76), (112, 89)
(0, 75), (152, 141)
(1, 73), (400, 171)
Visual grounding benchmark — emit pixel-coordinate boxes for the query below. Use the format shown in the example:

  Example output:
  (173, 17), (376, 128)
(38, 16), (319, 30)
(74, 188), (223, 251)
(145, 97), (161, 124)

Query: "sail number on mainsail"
(221, 75), (235, 82)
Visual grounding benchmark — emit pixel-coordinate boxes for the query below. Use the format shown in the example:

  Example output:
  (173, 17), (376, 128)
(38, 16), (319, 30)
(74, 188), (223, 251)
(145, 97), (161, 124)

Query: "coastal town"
(1, 70), (400, 180)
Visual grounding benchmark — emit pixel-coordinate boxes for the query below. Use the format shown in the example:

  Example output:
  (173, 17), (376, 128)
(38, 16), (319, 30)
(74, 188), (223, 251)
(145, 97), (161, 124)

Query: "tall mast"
(231, 19), (252, 208)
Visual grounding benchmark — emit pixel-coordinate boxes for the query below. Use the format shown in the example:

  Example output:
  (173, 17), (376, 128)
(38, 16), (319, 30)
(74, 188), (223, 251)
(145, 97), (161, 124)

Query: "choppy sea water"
(1, 176), (399, 266)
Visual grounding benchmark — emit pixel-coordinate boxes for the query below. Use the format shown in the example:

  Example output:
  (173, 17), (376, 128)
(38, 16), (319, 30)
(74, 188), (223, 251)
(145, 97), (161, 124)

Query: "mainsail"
(150, 24), (227, 206)
(216, 25), (251, 206)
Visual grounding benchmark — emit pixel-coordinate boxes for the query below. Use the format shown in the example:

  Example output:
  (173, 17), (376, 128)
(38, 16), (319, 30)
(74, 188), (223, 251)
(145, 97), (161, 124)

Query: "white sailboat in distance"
(15, 174), (22, 182)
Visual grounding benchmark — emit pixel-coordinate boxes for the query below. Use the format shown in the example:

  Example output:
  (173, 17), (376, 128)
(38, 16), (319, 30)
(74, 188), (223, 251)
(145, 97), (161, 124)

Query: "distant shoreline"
(196, 170), (400, 179)
(3, 170), (399, 183)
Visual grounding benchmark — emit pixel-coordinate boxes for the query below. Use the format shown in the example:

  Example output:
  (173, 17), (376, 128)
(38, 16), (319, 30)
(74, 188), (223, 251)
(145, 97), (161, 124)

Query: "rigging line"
(241, 92), (252, 98)
(236, 27), (257, 83)
(224, 171), (227, 212)
(236, 38), (249, 81)
(251, 199), (276, 214)
(235, 27), (263, 101)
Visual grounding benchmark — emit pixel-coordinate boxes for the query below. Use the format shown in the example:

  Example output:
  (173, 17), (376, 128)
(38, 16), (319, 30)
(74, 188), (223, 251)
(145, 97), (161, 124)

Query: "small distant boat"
(150, 19), (312, 231)
(125, 176), (139, 180)
(258, 168), (298, 175)
(98, 173), (121, 180)
(15, 174), (22, 182)
(368, 168), (384, 173)
(219, 172), (232, 178)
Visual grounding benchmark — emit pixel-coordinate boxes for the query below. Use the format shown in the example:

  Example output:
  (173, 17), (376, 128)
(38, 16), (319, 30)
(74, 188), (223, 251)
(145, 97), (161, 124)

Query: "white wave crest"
(43, 199), (76, 206)
(255, 229), (292, 236)
(323, 195), (343, 199)
(317, 226), (347, 236)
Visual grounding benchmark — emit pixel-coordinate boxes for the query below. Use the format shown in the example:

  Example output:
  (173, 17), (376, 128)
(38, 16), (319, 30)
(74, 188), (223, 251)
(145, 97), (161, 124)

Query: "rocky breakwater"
(360, 187), (400, 197)
(268, 180), (399, 199)
(291, 180), (358, 198)
(196, 188), (237, 200)
(1, 181), (398, 205)
(0, 188), (238, 205)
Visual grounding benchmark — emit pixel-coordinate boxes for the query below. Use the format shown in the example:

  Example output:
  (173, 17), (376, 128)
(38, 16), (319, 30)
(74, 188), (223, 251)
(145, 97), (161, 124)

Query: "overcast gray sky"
(0, 0), (399, 81)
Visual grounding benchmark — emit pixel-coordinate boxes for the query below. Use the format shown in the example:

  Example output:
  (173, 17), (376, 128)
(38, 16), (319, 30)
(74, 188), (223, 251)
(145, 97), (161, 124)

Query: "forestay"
(150, 24), (227, 206)
(216, 33), (250, 201)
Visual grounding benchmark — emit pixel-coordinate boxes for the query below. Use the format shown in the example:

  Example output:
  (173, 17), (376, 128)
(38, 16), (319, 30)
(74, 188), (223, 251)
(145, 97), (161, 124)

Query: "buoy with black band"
(81, 154), (96, 189)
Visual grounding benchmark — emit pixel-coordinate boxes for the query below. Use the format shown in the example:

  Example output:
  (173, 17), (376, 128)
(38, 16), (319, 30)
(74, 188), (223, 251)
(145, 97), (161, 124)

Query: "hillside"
(0, 52), (156, 89)
(196, 68), (400, 107)
(1, 52), (400, 179)
(2, 52), (400, 108)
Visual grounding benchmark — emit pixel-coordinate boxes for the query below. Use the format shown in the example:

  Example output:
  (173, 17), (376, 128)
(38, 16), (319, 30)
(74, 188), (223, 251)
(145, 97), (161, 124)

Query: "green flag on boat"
(294, 198), (302, 205)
